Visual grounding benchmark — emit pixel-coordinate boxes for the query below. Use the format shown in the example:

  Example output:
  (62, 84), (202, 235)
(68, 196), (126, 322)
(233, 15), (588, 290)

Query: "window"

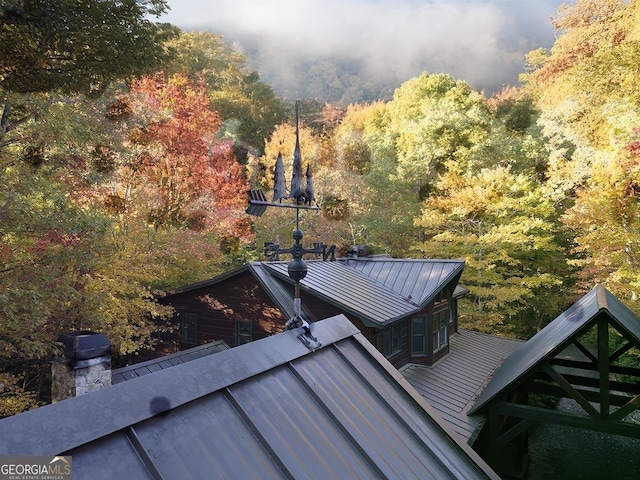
(450, 299), (458, 332)
(236, 319), (252, 346)
(411, 317), (427, 357)
(181, 313), (197, 344)
(381, 323), (402, 357)
(432, 308), (449, 352)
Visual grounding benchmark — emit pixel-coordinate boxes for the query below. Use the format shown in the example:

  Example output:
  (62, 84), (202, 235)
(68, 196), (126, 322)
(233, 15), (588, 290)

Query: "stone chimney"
(51, 331), (112, 402)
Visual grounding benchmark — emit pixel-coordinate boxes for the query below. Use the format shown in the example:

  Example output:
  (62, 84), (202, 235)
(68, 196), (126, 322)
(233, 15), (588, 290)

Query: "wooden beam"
(573, 339), (598, 364)
(609, 394), (640, 423)
(614, 325), (640, 351)
(552, 357), (640, 378)
(609, 341), (633, 363)
(527, 382), (635, 407)
(541, 363), (600, 418)
(530, 371), (640, 395)
(496, 418), (535, 445)
(598, 318), (610, 419)
(492, 402), (640, 438)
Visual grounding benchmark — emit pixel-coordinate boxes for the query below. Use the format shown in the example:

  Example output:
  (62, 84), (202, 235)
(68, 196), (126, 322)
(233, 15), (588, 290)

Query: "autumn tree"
(252, 120), (327, 247)
(0, 153), (173, 415)
(414, 163), (568, 337)
(522, 0), (639, 148)
(563, 129), (640, 309)
(522, 0), (640, 309)
(116, 74), (252, 256)
(0, 0), (178, 160)
(164, 32), (286, 156)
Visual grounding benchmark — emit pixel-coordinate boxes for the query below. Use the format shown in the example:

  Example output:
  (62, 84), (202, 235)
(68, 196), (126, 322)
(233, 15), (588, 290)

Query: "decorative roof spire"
(272, 152), (287, 202)
(305, 163), (315, 205)
(245, 101), (326, 351)
(289, 103), (305, 204)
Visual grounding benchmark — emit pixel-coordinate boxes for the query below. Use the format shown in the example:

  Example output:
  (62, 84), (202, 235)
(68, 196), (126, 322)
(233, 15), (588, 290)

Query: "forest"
(1, 0), (639, 415)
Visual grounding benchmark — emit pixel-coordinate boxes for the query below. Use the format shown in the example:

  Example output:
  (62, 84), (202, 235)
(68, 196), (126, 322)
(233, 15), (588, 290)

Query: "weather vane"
(246, 101), (327, 350)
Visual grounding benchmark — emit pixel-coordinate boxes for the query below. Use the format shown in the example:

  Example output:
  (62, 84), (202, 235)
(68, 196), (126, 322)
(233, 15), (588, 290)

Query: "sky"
(158, 0), (570, 97)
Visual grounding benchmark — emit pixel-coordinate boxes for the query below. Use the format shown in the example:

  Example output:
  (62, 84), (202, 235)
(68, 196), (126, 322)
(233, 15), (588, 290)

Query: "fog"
(160, 0), (569, 99)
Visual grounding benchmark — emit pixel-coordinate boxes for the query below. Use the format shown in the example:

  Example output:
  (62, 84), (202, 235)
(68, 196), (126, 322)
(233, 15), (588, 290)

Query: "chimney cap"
(347, 245), (372, 258)
(57, 331), (111, 360)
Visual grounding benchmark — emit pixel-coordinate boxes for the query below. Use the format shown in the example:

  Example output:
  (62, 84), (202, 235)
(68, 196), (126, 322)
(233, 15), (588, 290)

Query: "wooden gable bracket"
(486, 313), (640, 439)
(475, 313), (640, 479)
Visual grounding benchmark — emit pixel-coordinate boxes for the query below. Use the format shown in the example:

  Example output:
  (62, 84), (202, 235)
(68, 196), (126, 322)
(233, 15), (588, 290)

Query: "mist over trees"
(2, 0), (640, 415)
(173, 0), (565, 103)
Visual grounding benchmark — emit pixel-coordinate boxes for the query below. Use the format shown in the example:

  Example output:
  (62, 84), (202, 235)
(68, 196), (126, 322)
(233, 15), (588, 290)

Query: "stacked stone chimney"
(51, 331), (112, 402)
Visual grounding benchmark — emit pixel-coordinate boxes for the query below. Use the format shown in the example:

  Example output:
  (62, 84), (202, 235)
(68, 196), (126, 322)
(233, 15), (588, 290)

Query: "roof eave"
(417, 264), (465, 310)
(163, 264), (251, 296)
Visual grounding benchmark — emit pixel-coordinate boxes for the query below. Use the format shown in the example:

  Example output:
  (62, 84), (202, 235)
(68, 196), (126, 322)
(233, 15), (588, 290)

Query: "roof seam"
(223, 387), (296, 479)
(125, 426), (164, 480)
(286, 359), (389, 479)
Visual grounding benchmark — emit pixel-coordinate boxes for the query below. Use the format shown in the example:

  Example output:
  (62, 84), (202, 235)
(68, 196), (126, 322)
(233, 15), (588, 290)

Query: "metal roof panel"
(0, 314), (498, 479)
(343, 258), (465, 307)
(264, 261), (417, 325)
(402, 330), (524, 443)
(112, 340), (230, 384)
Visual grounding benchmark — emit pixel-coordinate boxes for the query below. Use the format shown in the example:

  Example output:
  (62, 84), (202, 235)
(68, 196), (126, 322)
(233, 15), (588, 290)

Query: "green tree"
(386, 73), (491, 190)
(327, 100), (423, 255)
(0, 0), (177, 94)
(414, 163), (567, 337)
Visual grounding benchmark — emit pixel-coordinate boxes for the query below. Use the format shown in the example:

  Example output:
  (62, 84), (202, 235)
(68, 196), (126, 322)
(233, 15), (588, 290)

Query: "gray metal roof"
(264, 258), (464, 327)
(0, 315), (499, 480)
(160, 258), (464, 328)
(111, 340), (229, 384)
(469, 285), (640, 415)
(401, 330), (523, 444)
(344, 258), (465, 307)
(250, 262), (313, 321)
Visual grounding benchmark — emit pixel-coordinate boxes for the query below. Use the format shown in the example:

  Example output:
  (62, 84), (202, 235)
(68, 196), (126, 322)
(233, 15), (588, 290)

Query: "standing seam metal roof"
(345, 258), (465, 307)
(401, 330), (524, 443)
(0, 314), (499, 480)
(263, 258), (464, 327)
(111, 340), (230, 384)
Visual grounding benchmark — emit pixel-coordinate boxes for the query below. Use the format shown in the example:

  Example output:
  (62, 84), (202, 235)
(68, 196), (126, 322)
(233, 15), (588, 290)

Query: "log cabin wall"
(158, 271), (287, 351)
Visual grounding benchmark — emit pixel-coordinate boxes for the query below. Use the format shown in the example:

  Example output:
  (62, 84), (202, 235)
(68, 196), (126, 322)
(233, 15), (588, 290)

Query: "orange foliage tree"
(125, 74), (251, 241)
